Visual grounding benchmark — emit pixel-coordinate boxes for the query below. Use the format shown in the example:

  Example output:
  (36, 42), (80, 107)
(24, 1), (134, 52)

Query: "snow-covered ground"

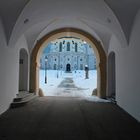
(39, 70), (97, 95)
(39, 70), (109, 102)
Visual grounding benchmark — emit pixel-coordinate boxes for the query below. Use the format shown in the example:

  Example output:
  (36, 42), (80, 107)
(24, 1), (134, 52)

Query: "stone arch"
(19, 48), (28, 91)
(30, 28), (107, 98)
(108, 52), (116, 100)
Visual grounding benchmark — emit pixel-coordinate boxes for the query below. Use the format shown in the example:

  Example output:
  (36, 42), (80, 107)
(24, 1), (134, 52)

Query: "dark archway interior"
(108, 52), (116, 101)
(66, 64), (71, 72)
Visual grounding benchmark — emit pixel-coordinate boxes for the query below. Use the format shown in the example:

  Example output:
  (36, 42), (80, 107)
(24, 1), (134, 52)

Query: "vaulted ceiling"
(0, 0), (30, 42)
(105, 0), (140, 42)
(0, 0), (140, 50)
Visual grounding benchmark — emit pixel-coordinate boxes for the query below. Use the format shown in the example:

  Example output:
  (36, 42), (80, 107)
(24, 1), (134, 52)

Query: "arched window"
(59, 42), (62, 52)
(54, 64), (57, 70)
(75, 43), (78, 52)
(67, 42), (70, 51)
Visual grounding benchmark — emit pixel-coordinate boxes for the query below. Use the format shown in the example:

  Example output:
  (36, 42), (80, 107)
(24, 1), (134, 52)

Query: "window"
(54, 64), (57, 70)
(80, 64), (83, 70)
(20, 59), (24, 64)
(75, 43), (78, 52)
(67, 42), (70, 51)
(59, 42), (62, 52)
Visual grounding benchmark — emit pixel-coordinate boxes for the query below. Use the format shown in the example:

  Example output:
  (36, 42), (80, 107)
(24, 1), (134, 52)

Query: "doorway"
(66, 64), (71, 72)
(19, 49), (28, 91)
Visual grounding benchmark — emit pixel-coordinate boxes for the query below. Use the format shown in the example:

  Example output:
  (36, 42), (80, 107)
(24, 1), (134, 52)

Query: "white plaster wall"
(108, 10), (140, 121)
(0, 18), (29, 114)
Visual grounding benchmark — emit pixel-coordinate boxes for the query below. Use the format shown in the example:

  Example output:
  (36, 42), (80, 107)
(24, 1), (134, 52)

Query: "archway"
(19, 48), (28, 92)
(108, 52), (116, 101)
(66, 64), (71, 72)
(30, 28), (107, 98)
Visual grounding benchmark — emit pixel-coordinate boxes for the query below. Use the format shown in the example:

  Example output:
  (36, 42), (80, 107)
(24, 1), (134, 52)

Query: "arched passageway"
(19, 48), (28, 91)
(108, 52), (116, 100)
(30, 28), (107, 98)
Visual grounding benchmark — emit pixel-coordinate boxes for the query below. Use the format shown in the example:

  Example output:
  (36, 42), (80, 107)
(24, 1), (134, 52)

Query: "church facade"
(40, 37), (96, 71)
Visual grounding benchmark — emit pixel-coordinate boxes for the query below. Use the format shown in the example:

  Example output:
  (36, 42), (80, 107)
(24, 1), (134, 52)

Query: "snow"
(39, 70), (110, 102)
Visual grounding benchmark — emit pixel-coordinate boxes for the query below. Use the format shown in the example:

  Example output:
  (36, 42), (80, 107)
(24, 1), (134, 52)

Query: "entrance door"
(19, 49), (28, 91)
(66, 64), (71, 72)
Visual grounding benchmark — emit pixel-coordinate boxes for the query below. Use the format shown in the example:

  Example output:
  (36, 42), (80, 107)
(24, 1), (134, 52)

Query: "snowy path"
(39, 70), (109, 102)
(51, 77), (89, 97)
(39, 70), (97, 97)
